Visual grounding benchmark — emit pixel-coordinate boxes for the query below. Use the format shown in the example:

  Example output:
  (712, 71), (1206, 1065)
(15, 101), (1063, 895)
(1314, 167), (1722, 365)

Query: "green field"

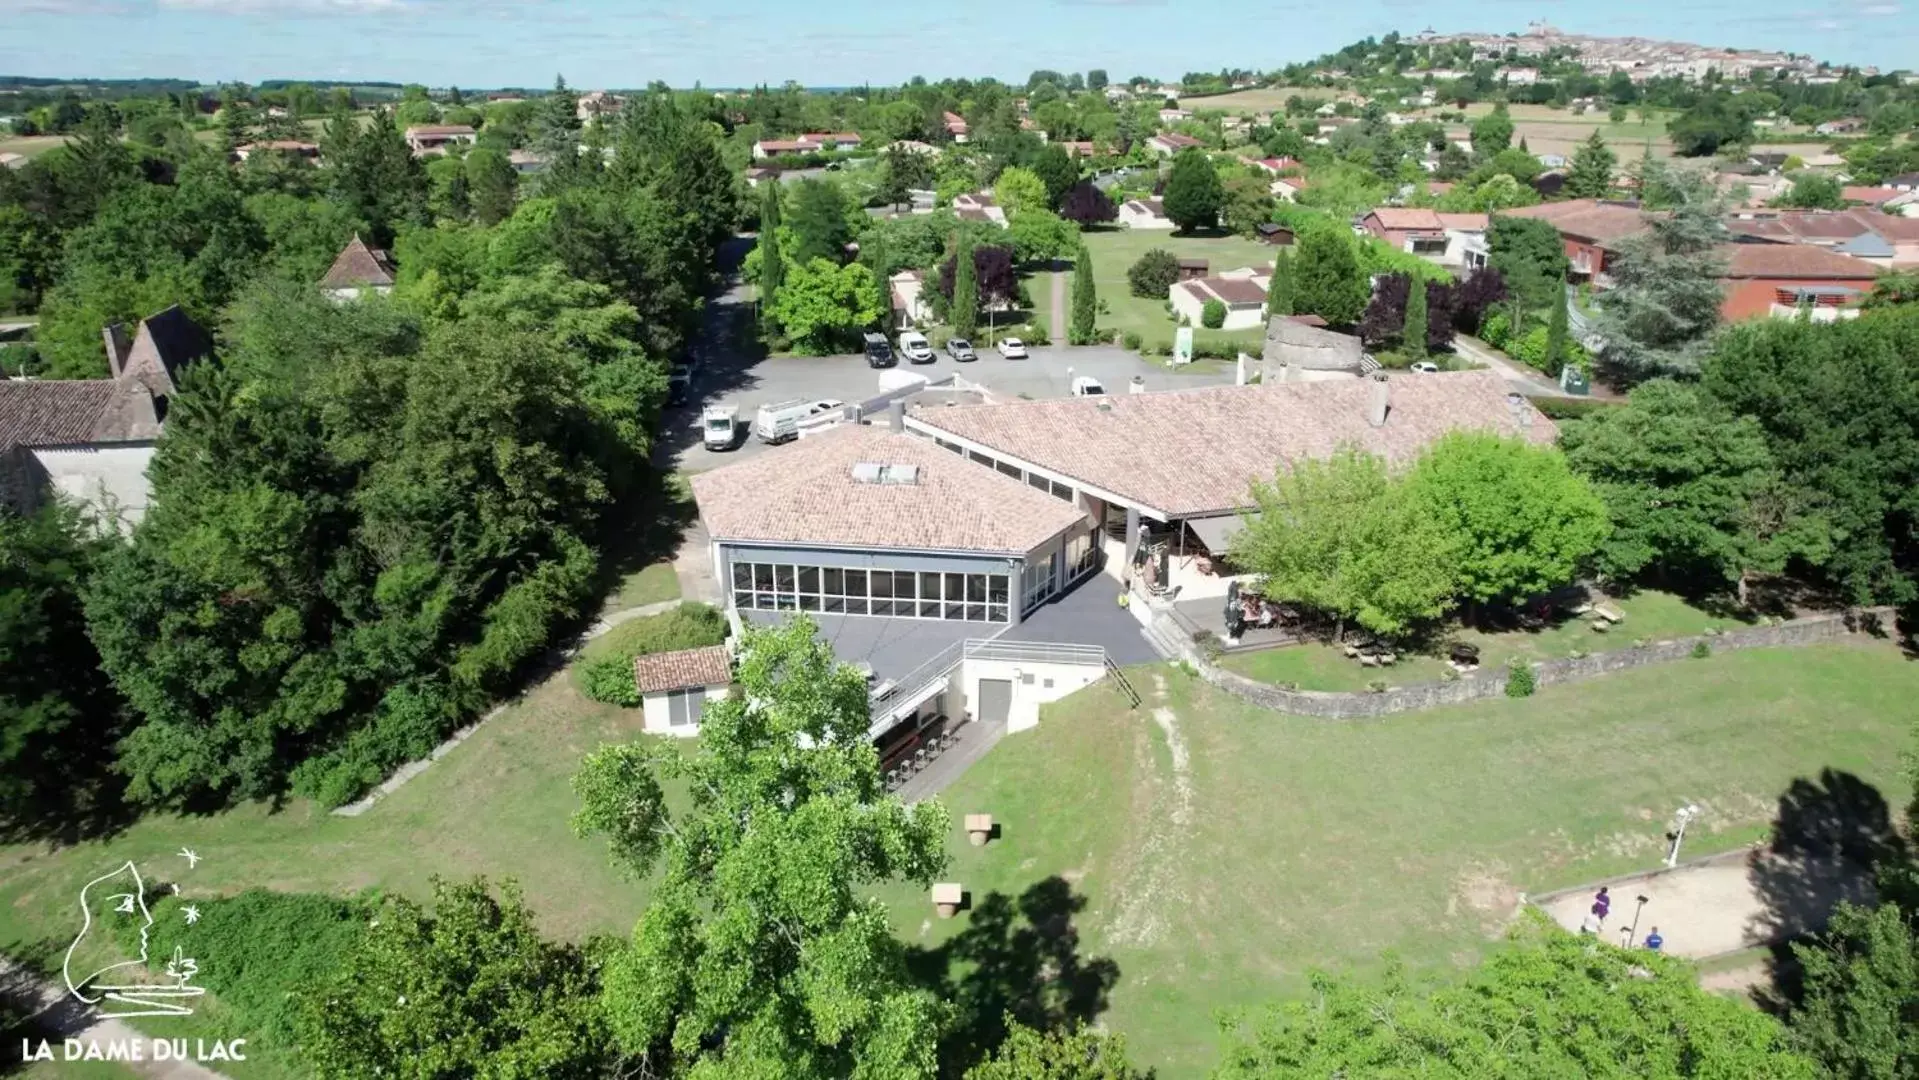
(880, 643), (1917, 1076)
(1080, 227), (1278, 350)
(1222, 589), (1731, 691)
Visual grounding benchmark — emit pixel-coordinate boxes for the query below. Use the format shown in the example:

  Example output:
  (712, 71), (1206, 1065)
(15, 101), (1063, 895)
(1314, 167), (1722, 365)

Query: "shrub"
(1691, 640), (1712, 659)
(289, 680), (455, 807)
(1366, 679), (1389, 694)
(580, 655), (642, 706)
(1481, 310), (1512, 348)
(1127, 248), (1180, 298)
(1154, 340), (1173, 356)
(1505, 661), (1536, 698)
(1023, 321), (1051, 346)
(1511, 325), (1553, 372)
(1201, 299), (1228, 329)
(1122, 330), (1143, 351)
(1191, 629), (1224, 661)
(1568, 647), (1589, 659)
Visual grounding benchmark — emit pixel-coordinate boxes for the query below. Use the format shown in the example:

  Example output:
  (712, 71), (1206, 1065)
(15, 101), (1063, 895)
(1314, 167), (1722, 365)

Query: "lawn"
(607, 561), (680, 611)
(1222, 589), (1733, 691)
(1179, 87), (1334, 113)
(1080, 227), (1278, 350)
(0, 135), (71, 161)
(881, 643), (1918, 1076)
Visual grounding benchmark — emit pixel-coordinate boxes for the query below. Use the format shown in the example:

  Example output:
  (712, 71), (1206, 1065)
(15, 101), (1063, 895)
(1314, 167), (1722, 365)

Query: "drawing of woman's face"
(64, 861), (154, 1000)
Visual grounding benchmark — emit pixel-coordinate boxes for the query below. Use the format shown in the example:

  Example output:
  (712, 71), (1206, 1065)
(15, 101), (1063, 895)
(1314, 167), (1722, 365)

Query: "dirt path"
(1, 960), (232, 1080)
(1108, 674), (1194, 949)
(1049, 270), (1066, 343)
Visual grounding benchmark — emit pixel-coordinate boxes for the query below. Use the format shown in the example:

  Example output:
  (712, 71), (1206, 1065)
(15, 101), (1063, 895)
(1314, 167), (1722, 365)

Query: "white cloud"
(1860, 2), (1900, 13)
(157, 0), (419, 11)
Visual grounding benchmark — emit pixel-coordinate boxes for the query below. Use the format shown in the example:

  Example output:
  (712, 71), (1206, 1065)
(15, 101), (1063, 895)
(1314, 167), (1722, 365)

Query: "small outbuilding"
(633, 645), (733, 737)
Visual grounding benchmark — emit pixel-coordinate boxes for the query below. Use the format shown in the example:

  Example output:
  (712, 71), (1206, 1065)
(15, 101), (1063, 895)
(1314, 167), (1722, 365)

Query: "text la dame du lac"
(20, 1037), (248, 1063)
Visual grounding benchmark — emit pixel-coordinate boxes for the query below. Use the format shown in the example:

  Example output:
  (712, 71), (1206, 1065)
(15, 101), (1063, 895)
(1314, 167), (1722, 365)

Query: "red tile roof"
(1721, 243), (1881, 279)
(1499, 199), (1651, 244)
(632, 645), (732, 695)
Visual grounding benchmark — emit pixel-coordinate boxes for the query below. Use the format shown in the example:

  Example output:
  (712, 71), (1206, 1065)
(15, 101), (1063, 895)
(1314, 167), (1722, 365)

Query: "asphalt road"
(655, 241), (1244, 475)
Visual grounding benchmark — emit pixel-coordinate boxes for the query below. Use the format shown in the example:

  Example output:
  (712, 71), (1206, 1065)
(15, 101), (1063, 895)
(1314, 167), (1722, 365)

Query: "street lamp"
(1666, 804), (1700, 868)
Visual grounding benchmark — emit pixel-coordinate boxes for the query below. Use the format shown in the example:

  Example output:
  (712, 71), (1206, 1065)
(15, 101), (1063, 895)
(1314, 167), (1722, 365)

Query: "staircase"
(1105, 657), (1142, 709)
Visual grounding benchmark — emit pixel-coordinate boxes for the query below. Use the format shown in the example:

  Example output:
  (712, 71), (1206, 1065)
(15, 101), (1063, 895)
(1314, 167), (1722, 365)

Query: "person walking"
(1644, 927), (1663, 952)
(1591, 886), (1611, 925)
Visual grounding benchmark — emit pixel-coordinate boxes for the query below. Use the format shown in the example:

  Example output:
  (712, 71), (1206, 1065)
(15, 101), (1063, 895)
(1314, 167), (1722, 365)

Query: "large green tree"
(757, 182), (785, 336)
(1590, 161), (1728, 379)
(572, 617), (951, 1078)
(297, 878), (612, 1079)
(993, 165), (1049, 217)
(1265, 248), (1295, 317)
(1485, 215), (1569, 327)
(321, 108), (428, 247)
(1470, 102), (1515, 155)
(1069, 241), (1097, 345)
(1233, 445), (1461, 638)
(966, 1022), (1146, 1080)
(1405, 431), (1610, 608)
(1564, 129), (1618, 199)
(1290, 227), (1366, 327)
(1162, 148), (1224, 233)
(951, 233), (980, 338)
(768, 256), (884, 354)
(788, 178), (854, 265)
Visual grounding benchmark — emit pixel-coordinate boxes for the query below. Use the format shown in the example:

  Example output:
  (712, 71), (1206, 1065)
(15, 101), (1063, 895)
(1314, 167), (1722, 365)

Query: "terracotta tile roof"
(908, 371), (1557, 518)
(0, 379), (157, 452)
(690, 425), (1085, 555)
(1499, 199), (1651, 244)
(1152, 133), (1203, 149)
(1843, 186), (1900, 205)
(1368, 207), (1445, 231)
(632, 645), (732, 695)
(1181, 276), (1268, 305)
(319, 234), (397, 290)
(1721, 243), (1881, 279)
(1435, 212), (1490, 231)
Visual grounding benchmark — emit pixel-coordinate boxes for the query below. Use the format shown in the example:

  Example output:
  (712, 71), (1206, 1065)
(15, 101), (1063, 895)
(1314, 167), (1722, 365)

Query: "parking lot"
(658, 286), (1244, 474)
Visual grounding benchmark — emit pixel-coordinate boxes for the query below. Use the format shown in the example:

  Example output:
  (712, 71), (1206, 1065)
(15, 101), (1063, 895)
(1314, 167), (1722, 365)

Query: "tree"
(1162, 148), (1224, 232)
(1406, 432), (1610, 609)
(950, 233), (979, 338)
(1668, 95), (1752, 157)
(1864, 270), (1919, 310)
(1006, 208), (1079, 265)
(1559, 379), (1822, 599)
(758, 182), (785, 335)
(0, 504), (126, 840)
(1086, 69), (1109, 91)
(938, 243), (1017, 313)
(1125, 247), (1179, 298)
(1217, 915), (1814, 1079)
(1565, 129), (1618, 199)
(573, 618), (950, 1077)
(1471, 102), (1514, 155)
(297, 878), (611, 1079)
(1358, 272), (1411, 348)
(1201, 298), (1227, 329)
(787, 178), (853, 265)
(768, 257), (884, 354)
(1026, 144), (1079, 210)
(1486, 215), (1569, 324)
(878, 145), (933, 210)
(1059, 181), (1117, 227)
(965, 1022), (1145, 1080)
(1221, 174), (1275, 238)
(1291, 227), (1366, 326)
(463, 147), (518, 226)
(993, 165), (1048, 216)
(1543, 285), (1569, 375)
(1450, 267), (1507, 332)
(1266, 248), (1295, 317)
(1402, 270), (1429, 358)
(1787, 902), (1919, 1080)
(323, 108), (427, 247)
(1779, 171), (1845, 210)
(1233, 446), (1461, 639)
(1590, 162), (1727, 379)
(1069, 241), (1097, 344)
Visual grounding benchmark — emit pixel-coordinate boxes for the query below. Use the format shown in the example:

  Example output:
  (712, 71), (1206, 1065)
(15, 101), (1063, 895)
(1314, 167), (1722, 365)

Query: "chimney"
(1366, 374), (1390, 427)
(889, 398), (906, 432)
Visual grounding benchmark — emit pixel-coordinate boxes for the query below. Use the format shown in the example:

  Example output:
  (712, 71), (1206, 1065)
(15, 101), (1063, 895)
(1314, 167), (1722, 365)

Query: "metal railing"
(866, 640), (966, 734)
(962, 638), (1106, 667)
(864, 637), (1115, 737)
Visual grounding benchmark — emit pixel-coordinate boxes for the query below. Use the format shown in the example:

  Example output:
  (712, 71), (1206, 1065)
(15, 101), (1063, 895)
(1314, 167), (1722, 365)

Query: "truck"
(701, 404), (740, 451)
(754, 399), (813, 444)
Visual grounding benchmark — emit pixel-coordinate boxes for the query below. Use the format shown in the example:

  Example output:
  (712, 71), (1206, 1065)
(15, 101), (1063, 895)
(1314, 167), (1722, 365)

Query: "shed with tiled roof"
(633, 644), (733, 737)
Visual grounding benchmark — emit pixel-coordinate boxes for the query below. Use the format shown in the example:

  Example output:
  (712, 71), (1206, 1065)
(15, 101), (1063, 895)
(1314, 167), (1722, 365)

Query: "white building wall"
(641, 683), (731, 737)
(959, 657), (1104, 734)
(32, 444), (156, 527)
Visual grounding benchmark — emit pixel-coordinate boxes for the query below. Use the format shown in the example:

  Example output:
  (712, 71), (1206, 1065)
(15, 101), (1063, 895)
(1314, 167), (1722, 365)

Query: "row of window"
(931, 439), (1078, 504)
(731, 561), (1013, 623)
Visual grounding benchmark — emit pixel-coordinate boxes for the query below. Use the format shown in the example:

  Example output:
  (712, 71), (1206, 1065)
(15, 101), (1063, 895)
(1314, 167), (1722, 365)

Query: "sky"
(0, 0), (1913, 89)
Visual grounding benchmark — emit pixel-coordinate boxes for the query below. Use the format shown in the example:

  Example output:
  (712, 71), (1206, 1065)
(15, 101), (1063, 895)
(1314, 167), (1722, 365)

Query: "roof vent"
(851, 462), (920, 485)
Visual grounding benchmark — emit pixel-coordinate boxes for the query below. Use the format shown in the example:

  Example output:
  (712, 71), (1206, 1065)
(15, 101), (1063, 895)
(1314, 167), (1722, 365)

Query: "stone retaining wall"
(1196, 607), (1895, 720)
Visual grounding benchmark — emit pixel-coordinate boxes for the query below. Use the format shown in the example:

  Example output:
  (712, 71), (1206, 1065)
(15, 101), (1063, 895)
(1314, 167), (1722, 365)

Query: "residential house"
(1842, 186), (1902, 209)
(1814, 117), (1865, 135)
(1146, 132), (1204, 157)
(1, 306), (212, 523)
(319, 235), (398, 301)
(633, 645), (733, 737)
(751, 132), (863, 159)
(951, 192), (1008, 227)
(1254, 222), (1296, 245)
(1359, 208), (1490, 270)
(890, 269), (934, 326)
(1249, 156), (1301, 176)
(1158, 108), (1192, 124)
(1719, 243), (1883, 320)
(507, 149), (545, 174)
(1117, 197), (1173, 229)
(943, 111), (970, 142)
(743, 166), (778, 186)
(1171, 272), (1272, 331)
(576, 90), (624, 123)
(1269, 175), (1311, 202)
(233, 140), (320, 164)
(404, 124), (477, 155)
(1724, 209), (1919, 269)
(1498, 199), (1653, 284)
(1059, 141), (1098, 158)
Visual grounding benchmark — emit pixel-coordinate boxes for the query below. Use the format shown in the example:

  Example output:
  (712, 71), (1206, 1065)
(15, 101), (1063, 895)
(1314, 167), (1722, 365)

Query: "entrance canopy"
(1186, 512), (1259, 555)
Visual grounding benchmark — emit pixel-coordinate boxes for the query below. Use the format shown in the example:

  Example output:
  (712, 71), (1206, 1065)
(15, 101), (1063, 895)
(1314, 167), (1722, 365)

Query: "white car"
(1409, 361), (1440, 374)
(807, 398), (846, 416)
(898, 331), (935, 363)
(996, 337), (1029, 359)
(1071, 376), (1106, 397)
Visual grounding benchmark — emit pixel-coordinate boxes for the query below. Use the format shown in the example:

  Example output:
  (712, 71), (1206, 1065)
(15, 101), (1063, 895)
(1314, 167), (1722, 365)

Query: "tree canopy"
(1163, 149), (1224, 232)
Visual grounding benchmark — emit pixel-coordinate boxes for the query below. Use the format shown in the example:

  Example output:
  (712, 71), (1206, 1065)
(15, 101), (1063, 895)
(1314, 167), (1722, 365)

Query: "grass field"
(1081, 227), (1277, 349)
(1222, 590), (1730, 691)
(0, 135), (71, 161)
(880, 643), (1917, 1076)
(1179, 87), (1335, 113)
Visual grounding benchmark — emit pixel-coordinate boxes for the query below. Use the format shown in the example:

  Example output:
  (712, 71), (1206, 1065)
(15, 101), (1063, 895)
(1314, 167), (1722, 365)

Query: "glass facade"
(732, 559), (1011, 623)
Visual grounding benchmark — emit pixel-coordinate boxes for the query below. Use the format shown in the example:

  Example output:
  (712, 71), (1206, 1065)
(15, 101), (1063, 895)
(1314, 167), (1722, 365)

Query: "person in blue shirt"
(1644, 927), (1663, 952)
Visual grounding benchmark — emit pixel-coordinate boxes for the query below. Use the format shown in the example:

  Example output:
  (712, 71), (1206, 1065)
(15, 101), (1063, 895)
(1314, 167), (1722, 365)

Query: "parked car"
(996, 337), (1029, 359)
(863, 332), (895, 368)
(1408, 361), (1440, 374)
(667, 367), (692, 405)
(1071, 376), (1106, 397)
(945, 337), (977, 362)
(701, 404), (740, 450)
(898, 331), (934, 363)
(807, 398), (846, 416)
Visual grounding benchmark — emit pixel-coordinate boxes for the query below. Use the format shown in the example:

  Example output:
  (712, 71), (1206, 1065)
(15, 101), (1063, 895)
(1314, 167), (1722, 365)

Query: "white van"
(702, 404), (740, 450)
(754, 399), (813, 444)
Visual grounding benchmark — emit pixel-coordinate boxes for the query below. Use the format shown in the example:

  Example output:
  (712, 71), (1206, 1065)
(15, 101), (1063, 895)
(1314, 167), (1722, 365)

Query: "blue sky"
(0, 0), (1912, 88)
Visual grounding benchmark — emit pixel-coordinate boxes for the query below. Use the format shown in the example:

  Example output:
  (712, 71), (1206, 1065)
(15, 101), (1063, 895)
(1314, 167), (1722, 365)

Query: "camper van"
(701, 404), (740, 450)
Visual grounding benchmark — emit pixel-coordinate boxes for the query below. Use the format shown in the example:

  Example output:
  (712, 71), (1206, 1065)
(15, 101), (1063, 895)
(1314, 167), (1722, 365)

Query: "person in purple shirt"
(1645, 927), (1663, 952)
(1591, 886), (1611, 924)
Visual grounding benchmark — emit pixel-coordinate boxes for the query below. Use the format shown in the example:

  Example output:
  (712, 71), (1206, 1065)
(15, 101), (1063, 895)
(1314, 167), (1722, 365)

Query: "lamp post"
(1666, 804), (1699, 868)
(1622, 893), (1650, 948)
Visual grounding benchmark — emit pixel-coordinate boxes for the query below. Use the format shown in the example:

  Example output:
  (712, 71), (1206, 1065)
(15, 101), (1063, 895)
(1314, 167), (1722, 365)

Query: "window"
(1050, 480), (1073, 502)
(996, 459), (1022, 481)
(665, 687), (706, 728)
(726, 560), (1013, 623)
